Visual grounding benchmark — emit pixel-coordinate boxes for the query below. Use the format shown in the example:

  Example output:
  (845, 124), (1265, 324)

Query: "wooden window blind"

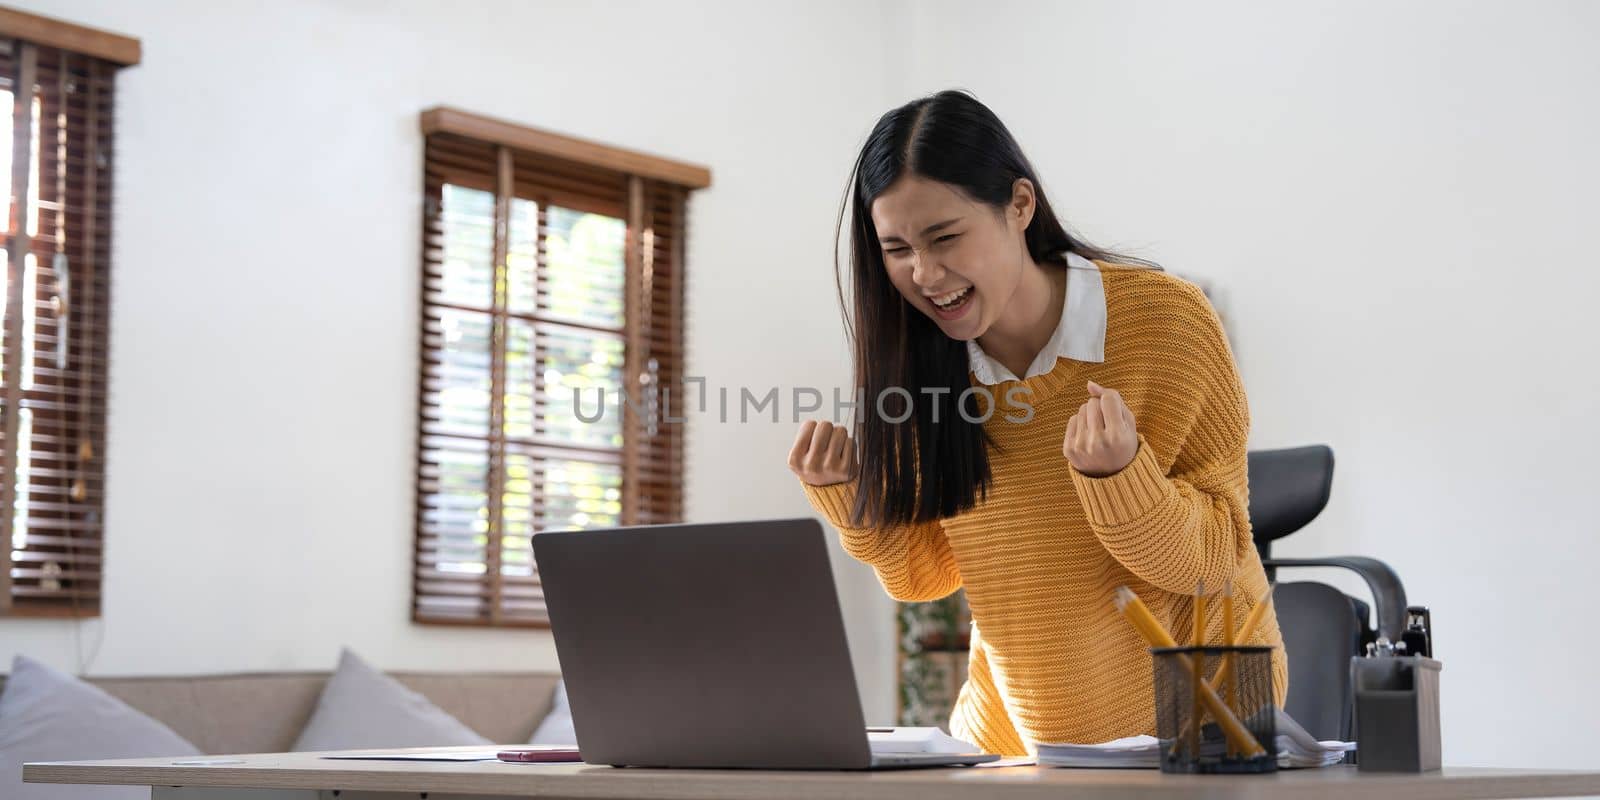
(414, 108), (710, 627)
(0, 9), (138, 618)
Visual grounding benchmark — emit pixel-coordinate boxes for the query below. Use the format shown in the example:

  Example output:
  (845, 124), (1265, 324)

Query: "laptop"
(530, 517), (999, 770)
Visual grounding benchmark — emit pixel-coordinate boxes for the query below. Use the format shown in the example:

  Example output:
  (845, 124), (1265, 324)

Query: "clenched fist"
(788, 420), (859, 487)
(1063, 380), (1139, 478)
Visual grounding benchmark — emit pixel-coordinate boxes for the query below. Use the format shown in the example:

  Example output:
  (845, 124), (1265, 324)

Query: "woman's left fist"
(1063, 380), (1139, 478)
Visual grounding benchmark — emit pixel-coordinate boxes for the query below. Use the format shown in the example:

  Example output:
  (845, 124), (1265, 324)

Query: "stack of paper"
(1275, 710), (1356, 768)
(1036, 735), (1161, 768)
(1036, 709), (1355, 769)
(866, 727), (984, 754)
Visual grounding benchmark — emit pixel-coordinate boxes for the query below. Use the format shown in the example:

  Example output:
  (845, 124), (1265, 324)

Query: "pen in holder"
(1151, 645), (1277, 774)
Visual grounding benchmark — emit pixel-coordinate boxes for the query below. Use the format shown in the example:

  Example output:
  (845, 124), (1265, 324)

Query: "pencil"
(1206, 586), (1275, 694)
(1222, 581), (1237, 757)
(1190, 580), (1205, 761)
(1113, 587), (1266, 758)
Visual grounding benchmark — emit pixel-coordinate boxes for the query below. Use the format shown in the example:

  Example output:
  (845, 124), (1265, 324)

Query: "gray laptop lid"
(532, 518), (875, 769)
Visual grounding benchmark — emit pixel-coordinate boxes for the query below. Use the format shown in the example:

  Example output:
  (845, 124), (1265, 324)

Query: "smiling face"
(870, 174), (1035, 341)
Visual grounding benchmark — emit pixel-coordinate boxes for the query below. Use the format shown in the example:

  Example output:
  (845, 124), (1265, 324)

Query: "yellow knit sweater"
(801, 261), (1288, 756)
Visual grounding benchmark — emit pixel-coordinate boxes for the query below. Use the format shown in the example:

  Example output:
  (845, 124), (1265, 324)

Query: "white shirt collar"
(965, 251), (1107, 385)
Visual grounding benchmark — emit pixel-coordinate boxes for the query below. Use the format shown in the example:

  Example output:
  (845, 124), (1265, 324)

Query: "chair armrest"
(1262, 556), (1408, 644)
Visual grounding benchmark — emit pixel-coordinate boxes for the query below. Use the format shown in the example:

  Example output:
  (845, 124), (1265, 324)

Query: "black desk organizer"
(1351, 655), (1443, 772)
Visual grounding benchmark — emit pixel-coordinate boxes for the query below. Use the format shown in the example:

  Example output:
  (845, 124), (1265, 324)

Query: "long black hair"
(835, 89), (1157, 527)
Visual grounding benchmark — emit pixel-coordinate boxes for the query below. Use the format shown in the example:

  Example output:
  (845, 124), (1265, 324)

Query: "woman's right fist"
(788, 420), (859, 487)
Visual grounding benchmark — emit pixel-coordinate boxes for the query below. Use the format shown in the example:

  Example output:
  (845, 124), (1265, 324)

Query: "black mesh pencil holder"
(1151, 646), (1277, 774)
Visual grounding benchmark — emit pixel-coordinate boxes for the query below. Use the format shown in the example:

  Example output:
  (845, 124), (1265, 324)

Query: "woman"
(787, 90), (1288, 757)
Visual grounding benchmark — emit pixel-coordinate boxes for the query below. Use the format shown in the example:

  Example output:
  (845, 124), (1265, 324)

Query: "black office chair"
(1247, 445), (1430, 743)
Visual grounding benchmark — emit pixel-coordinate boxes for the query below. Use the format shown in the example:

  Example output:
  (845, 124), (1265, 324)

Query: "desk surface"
(24, 747), (1600, 800)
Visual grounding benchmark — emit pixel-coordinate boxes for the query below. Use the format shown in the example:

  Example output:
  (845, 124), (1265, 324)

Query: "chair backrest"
(1247, 445), (1334, 560)
(1249, 444), (1355, 741)
(1273, 583), (1361, 741)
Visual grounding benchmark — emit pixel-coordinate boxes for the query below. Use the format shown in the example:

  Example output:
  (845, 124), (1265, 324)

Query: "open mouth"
(931, 286), (973, 312)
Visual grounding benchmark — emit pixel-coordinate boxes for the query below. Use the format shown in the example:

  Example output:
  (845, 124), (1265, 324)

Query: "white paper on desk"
(1035, 709), (1356, 770)
(1273, 707), (1356, 768)
(1036, 735), (1160, 769)
(867, 727), (983, 754)
(321, 749), (503, 762)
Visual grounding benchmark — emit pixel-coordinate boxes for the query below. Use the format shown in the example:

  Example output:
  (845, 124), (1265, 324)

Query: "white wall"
(5, 0), (1596, 768)
(0, 0), (905, 724)
(894, 0), (1600, 768)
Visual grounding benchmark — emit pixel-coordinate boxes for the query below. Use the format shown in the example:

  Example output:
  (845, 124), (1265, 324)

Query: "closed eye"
(884, 234), (959, 257)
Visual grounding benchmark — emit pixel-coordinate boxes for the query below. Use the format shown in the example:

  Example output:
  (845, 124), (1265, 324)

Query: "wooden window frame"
(412, 107), (709, 627)
(0, 7), (138, 617)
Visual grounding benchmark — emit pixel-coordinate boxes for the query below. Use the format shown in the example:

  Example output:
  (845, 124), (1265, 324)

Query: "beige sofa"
(0, 670), (562, 754)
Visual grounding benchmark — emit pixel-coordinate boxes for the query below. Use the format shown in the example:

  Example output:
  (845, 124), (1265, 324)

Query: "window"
(413, 108), (709, 626)
(0, 11), (139, 617)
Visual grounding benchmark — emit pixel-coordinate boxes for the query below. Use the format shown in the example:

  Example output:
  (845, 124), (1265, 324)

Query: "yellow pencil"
(1190, 580), (1205, 761)
(1207, 587), (1275, 694)
(1222, 581), (1237, 757)
(1113, 587), (1266, 758)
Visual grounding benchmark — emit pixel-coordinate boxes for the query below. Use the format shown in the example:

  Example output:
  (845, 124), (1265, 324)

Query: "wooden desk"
(24, 747), (1600, 800)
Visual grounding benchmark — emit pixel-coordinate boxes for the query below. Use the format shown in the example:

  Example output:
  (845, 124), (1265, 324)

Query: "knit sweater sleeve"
(799, 479), (963, 602)
(1066, 282), (1255, 596)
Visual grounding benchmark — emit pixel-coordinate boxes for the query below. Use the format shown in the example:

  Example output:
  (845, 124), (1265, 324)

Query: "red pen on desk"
(496, 747), (582, 763)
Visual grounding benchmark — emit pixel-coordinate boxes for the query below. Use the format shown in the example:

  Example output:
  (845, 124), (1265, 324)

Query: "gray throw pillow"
(291, 649), (490, 751)
(528, 680), (576, 745)
(0, 655), (202, 800)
